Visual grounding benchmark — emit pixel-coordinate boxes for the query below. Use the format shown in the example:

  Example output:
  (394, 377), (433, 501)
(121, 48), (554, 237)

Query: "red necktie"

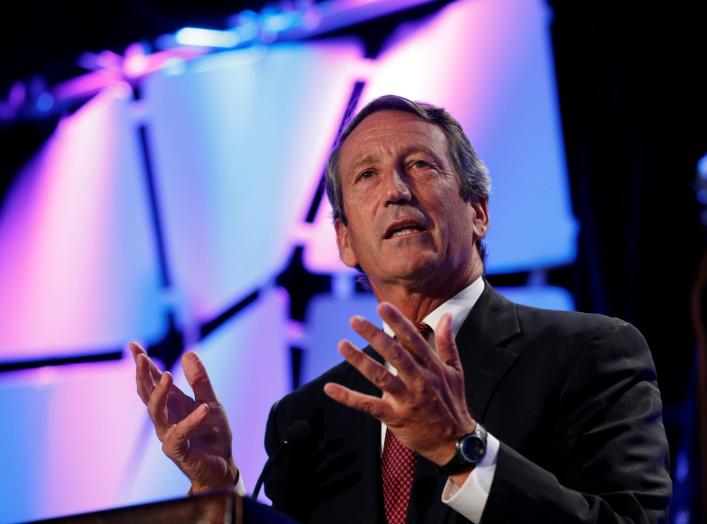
(382, 428), (417, 523)
(381, 322), (433, 523)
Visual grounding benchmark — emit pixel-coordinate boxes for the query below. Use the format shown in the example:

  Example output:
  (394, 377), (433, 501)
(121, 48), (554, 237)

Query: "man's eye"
(358, 170), (375, 180)
(410, 160), (430, 169)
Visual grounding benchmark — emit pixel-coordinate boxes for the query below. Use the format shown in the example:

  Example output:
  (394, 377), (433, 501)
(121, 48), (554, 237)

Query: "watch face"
(460, 435), (486, 463)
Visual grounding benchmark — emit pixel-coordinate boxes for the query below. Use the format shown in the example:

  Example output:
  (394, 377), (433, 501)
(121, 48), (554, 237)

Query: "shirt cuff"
(187, 470), (246, 498)
(441, 431), (499, 523)
(234, 471), (247, 497)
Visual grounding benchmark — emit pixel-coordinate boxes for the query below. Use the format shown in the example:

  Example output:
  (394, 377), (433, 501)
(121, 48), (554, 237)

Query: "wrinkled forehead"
(338, 110), (449, 173)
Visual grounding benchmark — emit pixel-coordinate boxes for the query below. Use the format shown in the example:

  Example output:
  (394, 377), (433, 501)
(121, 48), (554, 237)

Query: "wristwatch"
(439, 423), (488, 475)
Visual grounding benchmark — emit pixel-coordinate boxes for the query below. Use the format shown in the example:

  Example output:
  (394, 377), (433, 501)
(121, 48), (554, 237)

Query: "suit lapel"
(457, 282), (521, 424)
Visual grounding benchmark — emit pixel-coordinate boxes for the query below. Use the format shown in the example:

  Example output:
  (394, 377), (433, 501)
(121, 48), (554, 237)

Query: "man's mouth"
(384, 220), (427, 239)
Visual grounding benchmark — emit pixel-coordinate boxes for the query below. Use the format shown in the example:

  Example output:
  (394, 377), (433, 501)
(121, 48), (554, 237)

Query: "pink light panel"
(0, 357), (148, 522)
(0, 85), (166, 360)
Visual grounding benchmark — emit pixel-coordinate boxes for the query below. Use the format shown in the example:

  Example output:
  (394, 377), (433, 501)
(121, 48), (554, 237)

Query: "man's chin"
(374, 261), (441, 287)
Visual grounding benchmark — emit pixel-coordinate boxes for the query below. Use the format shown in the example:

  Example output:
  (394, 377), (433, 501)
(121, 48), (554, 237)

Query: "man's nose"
(384, 170), (412, 205)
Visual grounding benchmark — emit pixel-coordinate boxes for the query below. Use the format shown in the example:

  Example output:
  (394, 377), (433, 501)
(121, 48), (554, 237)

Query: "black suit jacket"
(263, 284), (672, 523)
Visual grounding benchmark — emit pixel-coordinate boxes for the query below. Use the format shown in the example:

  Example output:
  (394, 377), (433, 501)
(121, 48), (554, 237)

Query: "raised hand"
(323, 302), (476, 468)
(129, 341), (238, 494)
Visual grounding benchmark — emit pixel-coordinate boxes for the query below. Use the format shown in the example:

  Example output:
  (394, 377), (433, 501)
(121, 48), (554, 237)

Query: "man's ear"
(471, 200), (489, 240)
(335, 218), (359, 269)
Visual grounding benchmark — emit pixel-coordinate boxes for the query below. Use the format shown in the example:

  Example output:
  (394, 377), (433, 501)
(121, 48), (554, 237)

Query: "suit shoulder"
(513, 302), (645, 345)
(505, 302), (654, 370)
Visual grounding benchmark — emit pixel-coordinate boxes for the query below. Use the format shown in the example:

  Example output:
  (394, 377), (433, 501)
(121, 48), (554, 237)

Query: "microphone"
(252, 420), (311, 499)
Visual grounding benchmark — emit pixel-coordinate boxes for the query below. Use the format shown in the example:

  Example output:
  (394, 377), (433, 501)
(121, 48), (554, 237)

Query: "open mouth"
(384, 221), (427, 239)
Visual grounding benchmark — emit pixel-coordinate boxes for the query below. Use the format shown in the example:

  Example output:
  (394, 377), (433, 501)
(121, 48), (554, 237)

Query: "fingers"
(128, 341), (145, 361)
(376, 303), (435, 366)
(169, 404), (209, 447)
(323, 382), (391, 420)
(435, 313), (462, 370)
(182, 352), (219, 404)
(337, 340), (405, 395)
(130, 340), (163, 382)
(131, 341), (164, 405)
(162, 404), (210, 459)
(148, 371), (173, 435)
(349, 315), (418, 379)
(135, 354), (156, 403)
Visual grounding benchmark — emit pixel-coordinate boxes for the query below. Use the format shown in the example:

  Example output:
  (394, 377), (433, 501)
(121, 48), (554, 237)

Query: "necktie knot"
(414, 322), (433, 339)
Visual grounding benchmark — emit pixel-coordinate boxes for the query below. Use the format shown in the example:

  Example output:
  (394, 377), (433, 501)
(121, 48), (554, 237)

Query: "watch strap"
(439, 423), (487, 476)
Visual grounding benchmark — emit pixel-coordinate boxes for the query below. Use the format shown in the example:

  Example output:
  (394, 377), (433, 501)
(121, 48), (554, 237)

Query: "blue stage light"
(175, 27), (240, 49)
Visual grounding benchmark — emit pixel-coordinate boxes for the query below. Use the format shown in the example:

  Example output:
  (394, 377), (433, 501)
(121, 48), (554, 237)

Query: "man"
(132, 95), (672, 523)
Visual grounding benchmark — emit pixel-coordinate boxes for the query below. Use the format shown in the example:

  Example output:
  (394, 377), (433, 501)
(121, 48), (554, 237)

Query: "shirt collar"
(382, 276), (485, 339)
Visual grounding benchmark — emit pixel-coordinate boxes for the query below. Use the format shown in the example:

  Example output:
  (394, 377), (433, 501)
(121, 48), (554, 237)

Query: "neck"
(369, 256), (484, 324)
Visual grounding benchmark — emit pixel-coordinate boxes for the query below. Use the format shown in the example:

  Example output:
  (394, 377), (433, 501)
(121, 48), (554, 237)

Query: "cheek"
(345, 191), (373, 218)
(440, 204), (476, 245)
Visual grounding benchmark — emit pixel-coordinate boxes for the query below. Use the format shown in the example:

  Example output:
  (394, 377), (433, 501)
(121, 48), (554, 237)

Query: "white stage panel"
(143, 41), (363, 322)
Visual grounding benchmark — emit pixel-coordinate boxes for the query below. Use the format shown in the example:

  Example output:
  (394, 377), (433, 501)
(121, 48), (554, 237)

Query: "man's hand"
(323, 302), (476, 470)
(129, 341), (238, 494)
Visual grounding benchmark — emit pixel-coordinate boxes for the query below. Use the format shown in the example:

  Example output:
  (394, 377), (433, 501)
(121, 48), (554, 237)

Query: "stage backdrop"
(0, 1), (575, 521)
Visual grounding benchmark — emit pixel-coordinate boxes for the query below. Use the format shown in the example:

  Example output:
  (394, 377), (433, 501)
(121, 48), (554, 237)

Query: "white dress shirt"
(381, 276), (499, 523)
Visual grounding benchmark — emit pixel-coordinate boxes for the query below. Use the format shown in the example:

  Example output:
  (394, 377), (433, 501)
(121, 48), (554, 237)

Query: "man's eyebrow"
(346, 146), (442, 174)
(348, 153), (380, 173)
(400, 146), (436, 158)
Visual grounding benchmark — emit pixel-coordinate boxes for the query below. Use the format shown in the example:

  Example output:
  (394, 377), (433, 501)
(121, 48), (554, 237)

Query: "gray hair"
(324, 94), (491, 261)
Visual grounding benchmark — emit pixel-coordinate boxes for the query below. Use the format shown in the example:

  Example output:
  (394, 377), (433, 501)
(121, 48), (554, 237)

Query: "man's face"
(334, 110), (488, 291)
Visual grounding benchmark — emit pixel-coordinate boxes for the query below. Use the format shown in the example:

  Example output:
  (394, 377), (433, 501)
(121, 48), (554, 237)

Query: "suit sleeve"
(263, 399), (317, 522)
(263, 401), (286, 509)
(481, 319), (672, 523)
